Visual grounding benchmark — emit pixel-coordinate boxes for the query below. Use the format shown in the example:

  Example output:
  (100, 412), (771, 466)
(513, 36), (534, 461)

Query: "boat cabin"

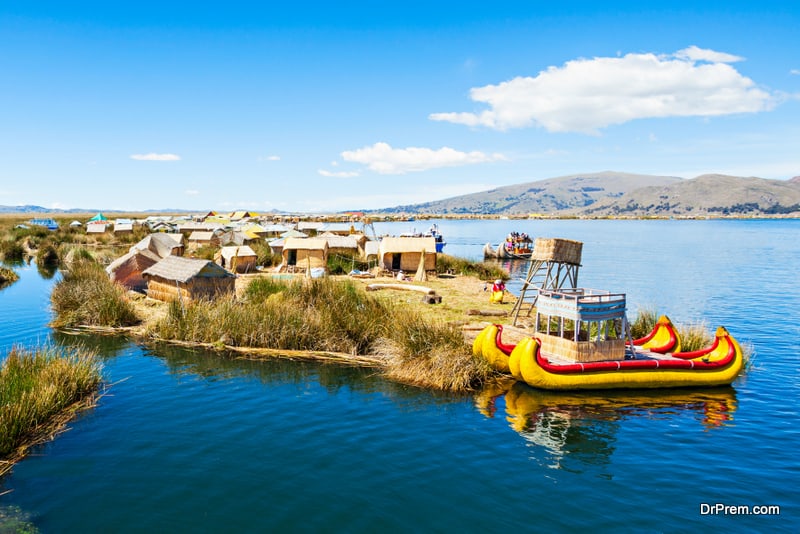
(533, 288), (633, 362)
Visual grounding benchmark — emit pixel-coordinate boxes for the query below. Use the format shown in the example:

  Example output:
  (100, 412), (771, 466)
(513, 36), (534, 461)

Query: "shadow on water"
(51, 330), (135, 361)
(36, 263), (58, 280)
(139, 341), (469, 406)
(475, 381), (737, 473)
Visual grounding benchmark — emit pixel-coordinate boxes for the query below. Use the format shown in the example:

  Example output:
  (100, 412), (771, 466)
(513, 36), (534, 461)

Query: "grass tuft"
(629, 307), (658, 339)
(436, 254), (508, 281)
(0, 345), (102, 472)
(50, 260), (140, 328)
(0, 266), (19, 288)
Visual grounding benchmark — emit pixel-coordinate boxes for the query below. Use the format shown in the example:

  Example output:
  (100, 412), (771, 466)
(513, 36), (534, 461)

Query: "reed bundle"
(0, 345), (102, 475)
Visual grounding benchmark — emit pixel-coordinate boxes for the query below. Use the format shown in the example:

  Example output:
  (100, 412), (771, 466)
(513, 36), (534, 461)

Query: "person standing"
(490, 279), (506, 303)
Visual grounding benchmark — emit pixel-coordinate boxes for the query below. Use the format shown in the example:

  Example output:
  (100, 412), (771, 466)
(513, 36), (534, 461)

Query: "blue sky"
(1, 1), (798, 212)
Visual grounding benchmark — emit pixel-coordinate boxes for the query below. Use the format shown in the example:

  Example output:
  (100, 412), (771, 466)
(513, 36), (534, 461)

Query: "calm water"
(2, 219), (799, 532)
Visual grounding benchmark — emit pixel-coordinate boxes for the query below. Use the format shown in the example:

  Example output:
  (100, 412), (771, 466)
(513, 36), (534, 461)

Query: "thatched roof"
(106, 249), (161, 276)
(218, 245), (257, 262)
(297, 221), (324, 231)
(130, 233), (184, 258)
(142, 256), (234, 283)
(163, 233), (184, 244)
(320, 222), (355, 234)
(188, 231), (215, 242)
(86, 223), (108, 233)
(113, 223), (134, 233)
(261, 224), (290, 233)
(178, 222), (224, 233)
(321, 234), (360, 249)
(379, 236), (436, 254)
(283, 237), (328, 251)
(280, 229), (307, 239)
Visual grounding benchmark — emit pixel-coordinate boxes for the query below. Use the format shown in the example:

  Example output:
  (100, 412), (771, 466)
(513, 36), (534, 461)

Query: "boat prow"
(633, 315), (681, 353)
(473, 323), (515, 373)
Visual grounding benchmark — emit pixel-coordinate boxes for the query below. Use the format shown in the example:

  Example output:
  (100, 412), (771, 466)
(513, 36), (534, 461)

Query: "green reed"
(50, 260), (140, 328)
(435, 254), (509, 281)
(150, 276), (489, 391)
(0, 266), (19, 288)
(0, 345), (102, 464)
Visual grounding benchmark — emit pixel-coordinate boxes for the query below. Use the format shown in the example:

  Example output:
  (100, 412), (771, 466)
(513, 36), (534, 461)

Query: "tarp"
(88, 213), (107, 222)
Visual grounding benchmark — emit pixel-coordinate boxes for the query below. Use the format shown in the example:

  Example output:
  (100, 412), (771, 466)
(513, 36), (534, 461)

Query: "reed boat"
(510, 326), (744, 390)
(483, 232), (533, 259)
(473, 289), (746, 390)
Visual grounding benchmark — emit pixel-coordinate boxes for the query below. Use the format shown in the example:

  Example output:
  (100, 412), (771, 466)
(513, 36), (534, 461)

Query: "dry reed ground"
(126, 271), (530, 346)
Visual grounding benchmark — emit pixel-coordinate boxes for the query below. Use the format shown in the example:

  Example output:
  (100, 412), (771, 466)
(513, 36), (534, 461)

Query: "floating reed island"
(51, 258), (511, 392)
(0, 345), (103, 476)
(14, 213), (747, 393)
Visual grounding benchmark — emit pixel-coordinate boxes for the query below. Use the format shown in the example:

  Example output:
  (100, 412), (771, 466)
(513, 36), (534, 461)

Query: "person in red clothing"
(490, 279), (506, 303)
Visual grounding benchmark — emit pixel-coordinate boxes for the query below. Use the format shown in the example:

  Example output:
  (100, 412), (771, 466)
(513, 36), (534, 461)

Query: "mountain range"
(376, 172), (800, 217)
(3, 172), (799, 217)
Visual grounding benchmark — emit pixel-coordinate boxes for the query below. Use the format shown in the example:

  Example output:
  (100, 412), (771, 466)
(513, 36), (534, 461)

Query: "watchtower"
(511, 238), (583, 326)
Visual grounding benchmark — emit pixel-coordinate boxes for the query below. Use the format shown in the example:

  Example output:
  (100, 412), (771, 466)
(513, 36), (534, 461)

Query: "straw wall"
(382, 252), (436, 272)
(532, 238), (583, 265)
(146, 276), (235, 303)
(284, 249), (327, 270)
(538, 333), (625, 362)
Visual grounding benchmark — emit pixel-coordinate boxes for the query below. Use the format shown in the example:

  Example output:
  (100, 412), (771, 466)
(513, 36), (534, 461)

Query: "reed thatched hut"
(86, 222), (108, 234)
(130, 233), (184, 258)
(216, 245), (258, 273)
(113, 219), (134, 234)
(321, 233), (365, 257)
(106, 249), (161, 292)
(379, 236), (437, 272)
(142, 256), (235, 302)
(187, 231), (218, 248)
(281, 237), (328, 272)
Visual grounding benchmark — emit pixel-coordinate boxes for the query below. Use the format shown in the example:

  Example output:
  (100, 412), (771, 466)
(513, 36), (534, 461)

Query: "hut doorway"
(287, 249), (297, 266)
(391, 253), (401, 271)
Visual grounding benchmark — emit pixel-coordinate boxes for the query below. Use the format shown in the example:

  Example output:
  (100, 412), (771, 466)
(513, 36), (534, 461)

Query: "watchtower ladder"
(511, 238), (583, 326)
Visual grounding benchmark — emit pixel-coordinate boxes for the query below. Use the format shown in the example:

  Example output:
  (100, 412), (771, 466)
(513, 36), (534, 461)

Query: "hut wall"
(382, 252), (436, 272)
(283, 249), (327, 270)
(229, 256), (257, 273)
(146, 276), (235, 303)
(110, 264), (147, 292)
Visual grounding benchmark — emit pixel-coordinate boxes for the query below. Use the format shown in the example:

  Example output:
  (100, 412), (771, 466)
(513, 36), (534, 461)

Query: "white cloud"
(318, 169), (360, 178)
(674, 45), (743, 63)
(340, 142), (506, 175)
(258, 155), (281, 162)
(430, 47), (777, 134)
(791, 69), (800, 76)
(185, 189), (200, 196)
(130, 153), (181, 161)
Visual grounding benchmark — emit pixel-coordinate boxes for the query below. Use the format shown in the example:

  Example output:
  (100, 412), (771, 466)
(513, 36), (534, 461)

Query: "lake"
(1, 219), (798, 532)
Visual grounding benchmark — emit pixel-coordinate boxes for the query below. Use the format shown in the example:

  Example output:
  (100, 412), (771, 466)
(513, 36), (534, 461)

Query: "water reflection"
(138, 341), (468, 407)
(36, 263), (58, 280)
(476, 381), (737, 472)
(51, 330), (134, 360)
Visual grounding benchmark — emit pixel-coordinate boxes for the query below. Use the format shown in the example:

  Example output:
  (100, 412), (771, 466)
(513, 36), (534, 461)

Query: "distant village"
(27, 211), (443, 304)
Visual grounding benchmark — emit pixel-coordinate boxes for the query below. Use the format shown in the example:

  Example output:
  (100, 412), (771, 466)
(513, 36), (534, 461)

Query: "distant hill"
(373, 171), (800, 217)
(582, 174), (800, 217)
(377, 171), (683, 215)
(0, 206), (193, 215)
